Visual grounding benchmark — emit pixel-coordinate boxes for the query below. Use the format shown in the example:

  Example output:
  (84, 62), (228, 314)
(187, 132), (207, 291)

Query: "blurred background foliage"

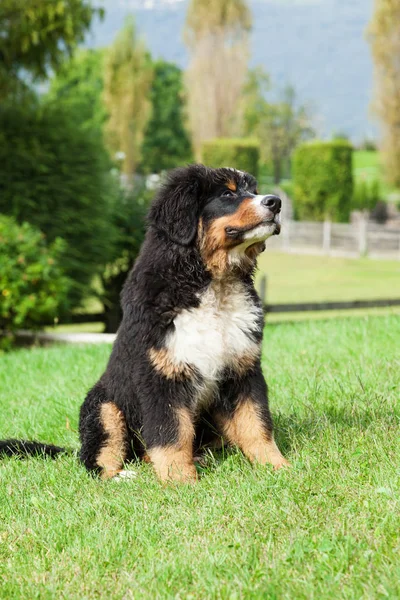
(0, 0), (398, 337)
(0, 215), (70, 347)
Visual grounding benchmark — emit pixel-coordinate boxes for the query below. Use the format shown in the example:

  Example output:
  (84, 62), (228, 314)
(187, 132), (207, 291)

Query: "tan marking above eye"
(226, 181), (237, 192)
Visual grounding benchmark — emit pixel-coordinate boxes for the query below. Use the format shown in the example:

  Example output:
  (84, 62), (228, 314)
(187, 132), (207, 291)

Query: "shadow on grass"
(2, 405), (397, 480)
(273, 404), (399, 456)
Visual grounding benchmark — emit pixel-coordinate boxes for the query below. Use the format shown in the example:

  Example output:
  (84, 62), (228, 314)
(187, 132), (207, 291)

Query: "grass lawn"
(1, 314), (399, 598)
(256, 251), (400, 304)
(353, 150), (383, 186)
(353, 150), (400, 200)
(46, 253), (400, 335)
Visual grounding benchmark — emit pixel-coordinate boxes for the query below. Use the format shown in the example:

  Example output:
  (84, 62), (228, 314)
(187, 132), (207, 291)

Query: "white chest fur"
(166, 281), (262, 381)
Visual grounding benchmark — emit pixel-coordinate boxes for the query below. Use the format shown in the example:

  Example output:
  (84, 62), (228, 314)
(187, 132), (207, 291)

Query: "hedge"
(0, 216), (70, 345)
(201, 138), (260, 179)
(0, 101), (116, 309)
(293, 141), (353, 222)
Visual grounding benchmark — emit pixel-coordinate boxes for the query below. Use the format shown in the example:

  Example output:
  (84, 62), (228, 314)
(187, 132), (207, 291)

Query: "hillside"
(87, 0), (375, 141)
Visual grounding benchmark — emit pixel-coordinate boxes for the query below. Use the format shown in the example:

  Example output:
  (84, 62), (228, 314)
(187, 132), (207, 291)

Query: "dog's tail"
(0, 439), (67, 458)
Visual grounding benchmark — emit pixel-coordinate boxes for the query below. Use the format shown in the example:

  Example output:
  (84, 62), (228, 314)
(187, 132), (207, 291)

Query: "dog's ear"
(148, 165), (207, 246)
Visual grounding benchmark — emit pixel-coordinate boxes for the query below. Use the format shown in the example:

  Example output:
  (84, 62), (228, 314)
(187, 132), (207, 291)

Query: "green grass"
(1, 314), (399, 598)
(257, 251), (400, 304)
(44, 321), (105, 334)
(353, 150), (400, 200)
(44, 253), (400, 335)
(353, 150), (383, 185)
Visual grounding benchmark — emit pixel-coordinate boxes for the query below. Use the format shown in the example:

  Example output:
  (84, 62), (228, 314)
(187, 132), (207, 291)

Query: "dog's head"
(148, 164), (281, 275)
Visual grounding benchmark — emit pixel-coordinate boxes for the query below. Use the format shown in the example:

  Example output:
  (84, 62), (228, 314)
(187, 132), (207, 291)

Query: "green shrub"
(0, 216), (70, 341)
(140, 61), (193, 174)
(201, 138), (260, 179)
(293, 140), (353, 222)
(100, 182), (150, 333)
(0, 100), (116, 309)
(351, 180), (381, 212)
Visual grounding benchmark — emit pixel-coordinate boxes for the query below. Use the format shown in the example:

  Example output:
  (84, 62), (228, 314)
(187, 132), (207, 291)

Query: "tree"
(0, 100), (116, 308)
(368, 0), (400, 186)
(103, 17), (153, 177)
(293, 141), (353, 222)
(0, 0), (101, 98)
(184, 0), (252, 158)
(243, 69), (314, 183)
(101, 184), (150, 333)
(140, 61), (193, 174)
(47, 48), (106, 135)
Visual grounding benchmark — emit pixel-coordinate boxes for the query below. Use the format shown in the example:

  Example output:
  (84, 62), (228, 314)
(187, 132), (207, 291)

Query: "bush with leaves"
(141, 60), (193, 174)
(201, 138), (260, 178)
(47, 48), (106, 135)
(0, 100), (116, 309)
(0, 0), (102, 98)
(101, 181), (151, 332)
(293, 140), (353, 222)
(351, 180), (381, 212)
(0, 216), (70, 343)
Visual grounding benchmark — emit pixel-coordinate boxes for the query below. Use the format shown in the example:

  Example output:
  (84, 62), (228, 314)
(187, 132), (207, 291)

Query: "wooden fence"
(61, 296), (400, 328)
(266, 217), (400, 259)
(270, 189), (400, 259)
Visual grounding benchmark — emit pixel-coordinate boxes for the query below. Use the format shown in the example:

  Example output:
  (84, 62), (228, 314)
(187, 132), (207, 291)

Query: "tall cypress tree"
(140, 61), (192, 174)
(368, 0), (400, 186)
(184, 0), (252, 158)
(103, 17), (153, 177)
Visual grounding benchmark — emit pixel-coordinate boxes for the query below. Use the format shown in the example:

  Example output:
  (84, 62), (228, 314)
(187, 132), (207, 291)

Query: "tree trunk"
(101, 271), (129, 333)
(103, 302), (122, 334)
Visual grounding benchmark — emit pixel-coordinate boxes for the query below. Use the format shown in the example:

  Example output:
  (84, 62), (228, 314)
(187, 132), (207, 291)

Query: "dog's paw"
(112, 469), (137, 481)
(273, 458), (291, 471)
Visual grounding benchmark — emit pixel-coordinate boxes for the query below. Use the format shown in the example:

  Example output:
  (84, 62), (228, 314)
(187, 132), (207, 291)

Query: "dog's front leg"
(216, 365), (290, 471)
(143, 401), (198, 483)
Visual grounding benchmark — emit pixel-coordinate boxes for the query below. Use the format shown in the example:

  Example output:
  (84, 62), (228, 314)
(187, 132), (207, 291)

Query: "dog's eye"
(222, 189), (235, 197)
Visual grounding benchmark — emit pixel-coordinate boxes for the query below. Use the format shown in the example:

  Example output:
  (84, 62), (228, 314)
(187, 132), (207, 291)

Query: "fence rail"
(273, 189), (400, 259)
(270, 217), (400, 259)
(263, 298), (400, 314)
(59, 296), (400, 328)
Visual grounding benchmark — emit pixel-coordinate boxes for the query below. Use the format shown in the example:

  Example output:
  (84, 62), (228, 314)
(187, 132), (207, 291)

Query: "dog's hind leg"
(79, 385), (129, 480)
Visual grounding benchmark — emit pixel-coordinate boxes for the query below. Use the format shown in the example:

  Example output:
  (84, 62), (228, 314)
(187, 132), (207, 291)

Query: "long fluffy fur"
(1, 164), (288, 480)
(0, 439), (66, 458)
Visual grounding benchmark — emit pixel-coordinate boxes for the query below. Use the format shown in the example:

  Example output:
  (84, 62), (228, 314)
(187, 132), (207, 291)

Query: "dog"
(0, 165), (289, 482)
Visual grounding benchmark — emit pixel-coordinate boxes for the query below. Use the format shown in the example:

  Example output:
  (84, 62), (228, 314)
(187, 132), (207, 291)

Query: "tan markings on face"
(226, 180), (237, 192)
(216, 398), (290, 470)
(199, 198), (262, 276)
(97, 402), (128, 479)
(149, 347), (194, 380)
(148, 407), (197, 483)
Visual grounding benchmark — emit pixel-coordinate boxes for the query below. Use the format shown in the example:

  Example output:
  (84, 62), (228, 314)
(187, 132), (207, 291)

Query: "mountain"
(87, 0), (376, 141)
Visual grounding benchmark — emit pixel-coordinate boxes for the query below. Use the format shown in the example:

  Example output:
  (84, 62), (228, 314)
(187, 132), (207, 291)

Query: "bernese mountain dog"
(1, 165), (289, 482)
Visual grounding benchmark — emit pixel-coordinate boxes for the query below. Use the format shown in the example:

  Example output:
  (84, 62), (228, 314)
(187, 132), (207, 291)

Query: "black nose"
(261, 195), (281, 214)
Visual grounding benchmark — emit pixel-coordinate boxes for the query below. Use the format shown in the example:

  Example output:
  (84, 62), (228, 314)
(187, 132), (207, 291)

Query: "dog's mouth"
(262, 216), (281, 236)
(272, 219), (281, 235)
(225, 216), (281, 238)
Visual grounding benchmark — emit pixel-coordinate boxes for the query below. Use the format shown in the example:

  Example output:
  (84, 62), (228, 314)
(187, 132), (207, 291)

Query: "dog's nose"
(261, 195), (281, 213)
